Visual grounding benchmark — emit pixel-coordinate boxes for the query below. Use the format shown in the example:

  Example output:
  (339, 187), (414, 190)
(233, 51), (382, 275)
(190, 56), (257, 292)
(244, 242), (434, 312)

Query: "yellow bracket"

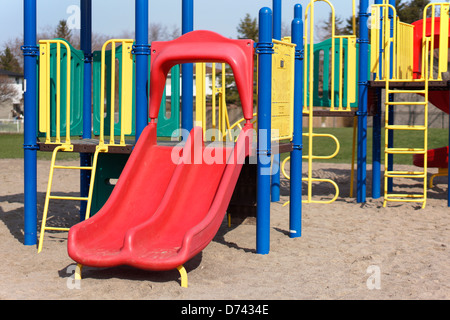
(429, 168), (448, 188)
(177, 265), (188, 288)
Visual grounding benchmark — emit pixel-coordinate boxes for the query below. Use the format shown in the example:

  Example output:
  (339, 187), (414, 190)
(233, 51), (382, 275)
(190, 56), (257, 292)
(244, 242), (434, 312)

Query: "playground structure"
(370, 1), (450, 208)
(20, 0), (450, 287)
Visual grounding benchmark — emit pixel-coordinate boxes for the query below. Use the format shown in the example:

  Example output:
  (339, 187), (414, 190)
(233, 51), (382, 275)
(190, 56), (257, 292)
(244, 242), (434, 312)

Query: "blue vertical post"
(22, 0), (38, 245)
(289, 4), (303, 238)
(372, 0), (383, 199)
(79, 0), (92, 221)
(256, 7), (273, 254)
(357, 0), (369, 203)
(135, 0), (150, 141)
(271, 0), (281, 202)
(182, 0), (194, 134)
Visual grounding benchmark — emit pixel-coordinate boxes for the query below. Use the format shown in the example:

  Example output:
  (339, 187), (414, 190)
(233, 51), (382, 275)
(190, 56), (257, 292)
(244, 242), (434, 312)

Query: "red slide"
(67, 30), (256, 275)
(68, 123), (252, 271)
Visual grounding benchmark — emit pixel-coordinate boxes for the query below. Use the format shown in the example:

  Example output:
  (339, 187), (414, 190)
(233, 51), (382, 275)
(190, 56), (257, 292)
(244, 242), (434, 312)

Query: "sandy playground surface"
(0, 158), (449, 300)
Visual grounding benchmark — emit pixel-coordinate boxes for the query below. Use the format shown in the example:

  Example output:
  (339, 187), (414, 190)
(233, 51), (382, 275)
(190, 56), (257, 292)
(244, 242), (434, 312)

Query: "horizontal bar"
(387, 89), (427, 94)
(385, 125), (426, 130)
(385, 101), (427, 106)
(53, 165), (93, 170)
(385, 148), (426, 154)
(43, 227), (70, 231)
(48, 196), (89, 201)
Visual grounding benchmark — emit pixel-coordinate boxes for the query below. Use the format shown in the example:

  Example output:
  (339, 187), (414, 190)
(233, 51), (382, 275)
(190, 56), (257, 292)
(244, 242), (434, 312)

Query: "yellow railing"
(371, 2), (449, 81)
(422, 3), (449, 80)
(298, 0), (342, 204)
(99, 39), (134, 147)
(195, 62), (231, 141)
(39, 39), (72, 146)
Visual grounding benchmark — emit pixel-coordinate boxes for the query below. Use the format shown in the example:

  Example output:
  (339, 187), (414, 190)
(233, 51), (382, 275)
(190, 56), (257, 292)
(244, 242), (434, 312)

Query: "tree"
(237, 13), (258, 41)
(0, 47), (22, 74)
(397, 0), (431, 24)
(54, 20), (72, 43)
(318, 12), (347, 41)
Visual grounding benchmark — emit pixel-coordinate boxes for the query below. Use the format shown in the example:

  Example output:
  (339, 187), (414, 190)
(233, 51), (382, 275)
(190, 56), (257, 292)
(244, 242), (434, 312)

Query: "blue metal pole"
(357, 0), (369, 203)
(135, 0), (150, 141)
(22, 0), (38, 246)
(182, 0), (194, 134)
(79, 0), (92, 222)
(289, 4), (303, 238)
(372, 0), (383, 199)
(271, 0), (282, 202)
(256, 7), (273, 254)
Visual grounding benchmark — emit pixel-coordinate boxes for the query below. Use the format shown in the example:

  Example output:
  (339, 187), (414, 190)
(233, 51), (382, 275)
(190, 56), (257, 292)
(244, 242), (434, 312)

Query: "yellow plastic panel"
(370, 6), (380, 76)
(397, 21), (414, 80)
(38, 41), (50, 136)
(347, 36), (357, 104)
(271, 38), (295, 141)
(439, 4), (449, 74)
(195, 63), (206, 131)
(121, 40), (134, 136)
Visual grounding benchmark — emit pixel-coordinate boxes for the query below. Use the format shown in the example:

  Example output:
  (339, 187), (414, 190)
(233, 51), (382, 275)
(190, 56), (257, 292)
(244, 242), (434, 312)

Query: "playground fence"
(0, 119), (24, 133)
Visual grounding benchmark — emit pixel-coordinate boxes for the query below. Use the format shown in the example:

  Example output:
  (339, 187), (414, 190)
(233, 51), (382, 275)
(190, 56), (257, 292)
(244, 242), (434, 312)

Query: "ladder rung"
(53, 165), (93, 170)
(43, 226), (71, 231)
(385, 171), (426, 178)
(48, 195), (89, 201)
(385, 124), (426, 131)
(386, 101), (427, 106)
(385, 148), (426, 154)
(387, 89), (427, 94)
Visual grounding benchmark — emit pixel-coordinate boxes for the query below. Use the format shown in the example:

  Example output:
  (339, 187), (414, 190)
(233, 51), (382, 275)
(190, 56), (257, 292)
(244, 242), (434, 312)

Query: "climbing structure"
(370, 2), (450, 208)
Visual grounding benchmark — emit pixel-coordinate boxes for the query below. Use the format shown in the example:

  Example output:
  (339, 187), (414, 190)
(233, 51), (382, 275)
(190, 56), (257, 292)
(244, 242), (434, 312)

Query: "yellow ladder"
(37, 145), (106, 253)
(383, 84), (428, 208)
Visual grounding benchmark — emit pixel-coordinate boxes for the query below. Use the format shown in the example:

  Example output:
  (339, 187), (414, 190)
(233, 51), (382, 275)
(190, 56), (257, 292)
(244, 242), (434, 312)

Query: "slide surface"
(68, 123), (252, 271)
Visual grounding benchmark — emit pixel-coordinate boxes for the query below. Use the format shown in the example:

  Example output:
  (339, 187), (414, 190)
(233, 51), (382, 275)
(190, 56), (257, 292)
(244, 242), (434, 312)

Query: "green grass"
(1, 128), (449, 165)
(0, 134), (78, 160)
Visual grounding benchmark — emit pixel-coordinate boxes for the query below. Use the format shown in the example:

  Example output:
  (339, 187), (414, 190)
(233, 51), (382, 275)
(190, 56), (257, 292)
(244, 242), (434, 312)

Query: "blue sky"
(0, 0), (443, 46)
(0, 0), (366, 45)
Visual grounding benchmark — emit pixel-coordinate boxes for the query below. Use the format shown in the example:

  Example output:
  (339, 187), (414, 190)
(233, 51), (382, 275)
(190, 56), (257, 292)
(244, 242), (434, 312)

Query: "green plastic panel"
(306, 38), (370, 109)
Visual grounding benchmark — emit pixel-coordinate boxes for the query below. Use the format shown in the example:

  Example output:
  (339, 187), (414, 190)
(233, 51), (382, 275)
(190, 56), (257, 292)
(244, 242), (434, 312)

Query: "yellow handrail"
(300, 0), (341, 204)
(422, 3), (449, 80)
(99, 39), (134, 147)
(38, 39), (72, 145)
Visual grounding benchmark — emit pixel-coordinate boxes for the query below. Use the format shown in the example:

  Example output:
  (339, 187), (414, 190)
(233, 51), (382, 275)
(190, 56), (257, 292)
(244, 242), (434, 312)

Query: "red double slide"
(68, 31), (255, 273)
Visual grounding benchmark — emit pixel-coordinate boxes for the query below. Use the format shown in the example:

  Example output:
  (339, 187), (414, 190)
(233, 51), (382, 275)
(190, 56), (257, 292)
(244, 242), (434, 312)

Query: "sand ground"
(0, 158), (449, 300)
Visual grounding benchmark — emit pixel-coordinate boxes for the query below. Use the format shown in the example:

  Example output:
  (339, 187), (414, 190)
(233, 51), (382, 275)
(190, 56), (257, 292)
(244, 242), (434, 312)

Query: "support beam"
(135, 0), (150, 141)
(181, 0), (194, 134)
(80, 0), (92, 222)
(357, 0), (369, 203)
(256, 7), (273, 254)
(22, 0), (39, 245)
(289, 4), (303, 238)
